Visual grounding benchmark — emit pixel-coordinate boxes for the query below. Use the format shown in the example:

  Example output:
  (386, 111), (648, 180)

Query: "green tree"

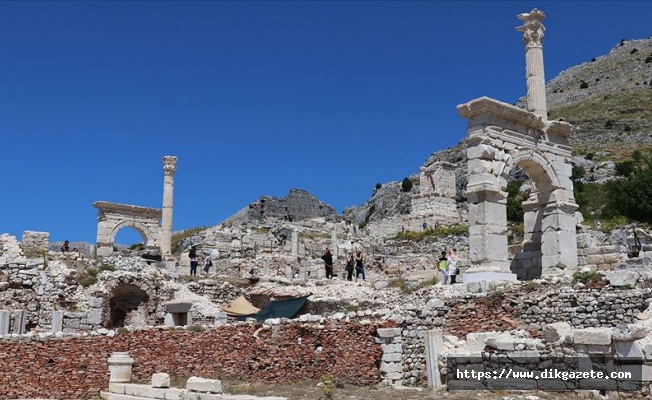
(572, 165), (588, 217)
(506, 181), (525, 223)
(603, 157), (652, 223)
(401, 177), (413, 192)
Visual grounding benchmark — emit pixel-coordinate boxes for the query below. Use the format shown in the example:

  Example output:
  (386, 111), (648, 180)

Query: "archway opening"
(114, 225), (147, 253)
(108, 284), (150, 328)
(507, 156), (557, 280)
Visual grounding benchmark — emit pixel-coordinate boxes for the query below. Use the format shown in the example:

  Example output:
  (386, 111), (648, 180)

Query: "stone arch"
(458, 97), (578, 282)
(106, 283), (151, 328)
(110, 220), (154, 248)
(93, 201), (162, 257)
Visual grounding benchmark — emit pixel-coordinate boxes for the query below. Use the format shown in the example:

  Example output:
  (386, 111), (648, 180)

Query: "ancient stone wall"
(0, 322), (388, 399)
(515, 287), (651, 329)
(247, 189), (336, 222)
(21, 231), (50, 255)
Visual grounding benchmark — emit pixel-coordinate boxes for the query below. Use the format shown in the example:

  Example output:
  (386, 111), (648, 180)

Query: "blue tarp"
(235, 295), (311, 322)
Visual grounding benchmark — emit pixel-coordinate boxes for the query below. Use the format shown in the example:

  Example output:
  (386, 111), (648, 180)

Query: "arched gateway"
(93, 201), (163, 257)
(457, 9), (579, 282)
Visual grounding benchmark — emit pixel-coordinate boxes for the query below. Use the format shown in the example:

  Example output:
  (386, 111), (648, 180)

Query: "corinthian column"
(161, 156), (178, 258)
(517, 8), (547, 121)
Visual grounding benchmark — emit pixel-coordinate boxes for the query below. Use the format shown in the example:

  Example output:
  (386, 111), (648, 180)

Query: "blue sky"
(1, 1), (651, 245)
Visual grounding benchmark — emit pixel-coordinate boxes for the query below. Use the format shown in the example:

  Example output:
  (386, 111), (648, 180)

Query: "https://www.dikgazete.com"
(456, 368), (632, 381)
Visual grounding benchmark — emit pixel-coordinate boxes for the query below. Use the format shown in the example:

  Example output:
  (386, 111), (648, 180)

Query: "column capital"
(163, 156), (177, 175)
(516, 8), (545, 48)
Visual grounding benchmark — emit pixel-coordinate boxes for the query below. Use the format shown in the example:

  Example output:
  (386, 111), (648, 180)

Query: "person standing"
(447, 249), (459, 284)
(61, 240), (70, 252)
(203, 255), (213, 276)
(321, 247), (334, 279)
(355, 250), (366, 281)
(189, 246), (198, 276)
(438, 251), (448, 284)
(345, 252), (355, 281)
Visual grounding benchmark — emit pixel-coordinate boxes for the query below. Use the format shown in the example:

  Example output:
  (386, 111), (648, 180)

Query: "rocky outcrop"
(222, 189), (337, 226)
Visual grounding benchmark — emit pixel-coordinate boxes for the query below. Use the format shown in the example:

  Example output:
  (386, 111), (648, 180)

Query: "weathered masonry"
(458, 9), (578, 282)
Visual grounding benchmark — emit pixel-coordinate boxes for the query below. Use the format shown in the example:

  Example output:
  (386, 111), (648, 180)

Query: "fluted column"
(161, 156), (177, 258)
(517, 9), (547, 121)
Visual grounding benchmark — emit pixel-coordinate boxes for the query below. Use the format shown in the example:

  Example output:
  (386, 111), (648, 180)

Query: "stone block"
(380, 343), (402, 353)
(124, 383), (167, 398)
(605, 270), (639, 287)
(152, 372), (171, 388)
(614, 341), (645, 359)
(542, 322), (572, 343)
(87, 308), (103, 325)
(574, 328), (612, 346)
(380, 361), (402, 373)
(466, 332), (510, 352)
(612, 324), (648, 341)
(51, 310), (64, 333)
(108, 383), (126, 394)
(164, 388), (187, 400)
(186, 377), (222, 394)
(426, 298), (444, 309)
(377, 328), (400, 338)
(382, 353), (402, 362)
(89, 297), (104, 308)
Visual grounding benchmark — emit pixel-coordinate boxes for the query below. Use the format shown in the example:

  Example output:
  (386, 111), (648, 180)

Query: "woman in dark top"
(355, 251), (365, 281)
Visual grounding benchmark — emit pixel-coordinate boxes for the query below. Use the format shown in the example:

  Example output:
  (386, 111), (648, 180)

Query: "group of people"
(437, 248), (459, 284)
(188, 246), (213, 277)
(322, 247), (366, 281)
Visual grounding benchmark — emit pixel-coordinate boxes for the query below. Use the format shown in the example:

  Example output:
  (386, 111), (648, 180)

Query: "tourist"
(355, 250), (366, 281)
(345, 252), (355, 281)
(438, 251), (448, 284)
(447, 248), (459, 284)
(61, 240), (70, 252)
(203, 255), (213, 276)
(189, 246), (198, 276)
(401, 225), (406, 234)
(321, 247), (334, 279)
(422, 221), (428, 230)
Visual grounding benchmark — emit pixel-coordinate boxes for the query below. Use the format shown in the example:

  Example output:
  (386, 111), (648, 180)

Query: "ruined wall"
(0, 322), (387, 399)
(515, 287), (651, 329)
(248, 189), (336, 222)
(21, 231), (50, 255)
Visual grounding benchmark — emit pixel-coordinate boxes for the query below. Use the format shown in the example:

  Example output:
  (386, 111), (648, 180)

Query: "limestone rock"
(151, 373), (170, 388)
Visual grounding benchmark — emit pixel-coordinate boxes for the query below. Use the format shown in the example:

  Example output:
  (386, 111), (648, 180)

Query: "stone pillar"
(291, 228), (298, 256)
(108, 352), (134, 383)
(12, 310), (27, 334)
(541, 202), (578, 274)
(51, 310), (64, 333)
(517, 9), (547, 120)
(331, 227), (338, 261)
(161, 156), (178, 259)
(424, 330), (444, 389)
(464, 190), (516, 282)
(0, 311), (10, 336)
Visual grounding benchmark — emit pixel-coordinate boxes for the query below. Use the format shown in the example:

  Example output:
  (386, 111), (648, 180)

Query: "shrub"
(604, 120), (614, 128)
(624, 124), (632, 132)
(75, 272), (97, 288)
(631, 48), (639, 54)
(572, 270), (605, 287)
(129, 243), (144, 251)
(591, 57), (596, 62)
(585, 152), (594, 160)
(375, 183), (382, 190)
(401, 177), (413, 192)
(187, 325), (204, 332)
(171, 226), (209, 255)
(615, 160), (636, 177)
(645, 56), (652, 63)
(580, 80), (589, 89)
